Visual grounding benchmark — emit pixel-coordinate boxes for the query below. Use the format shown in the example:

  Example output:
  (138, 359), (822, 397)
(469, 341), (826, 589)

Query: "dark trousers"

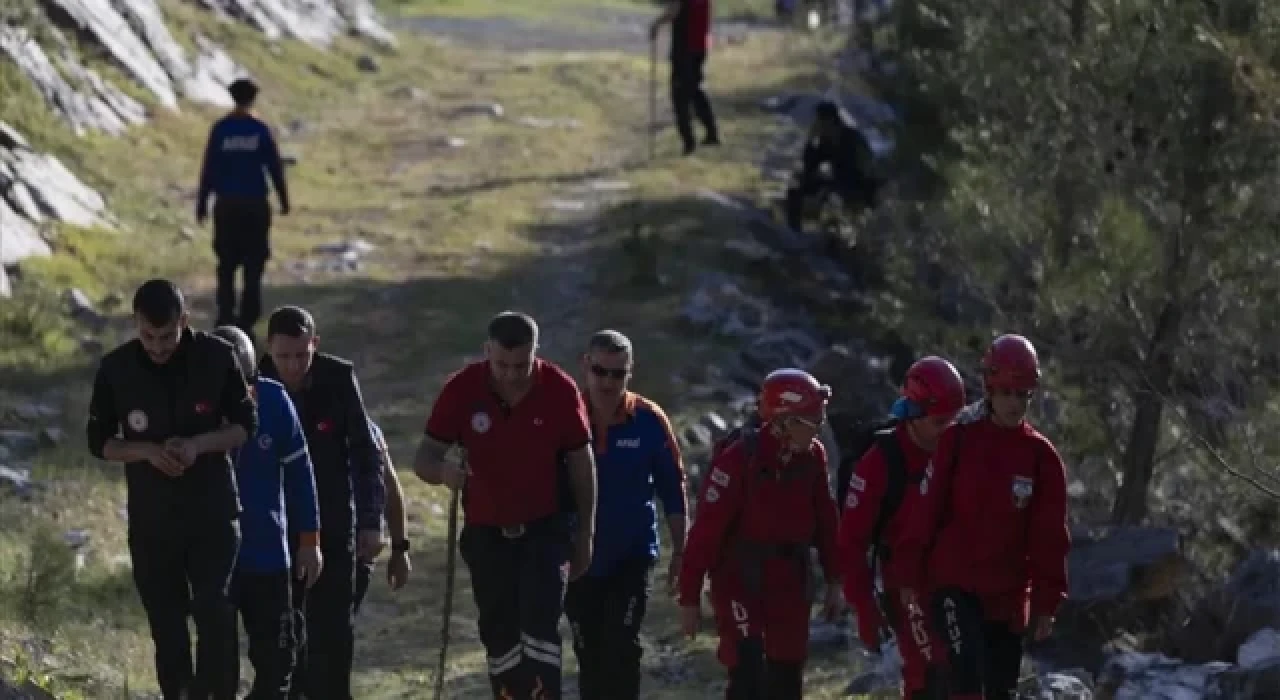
(233, 570), (296, 700)
(723, 639), (803, 700)
(128, 517), (241, 700)
(784, 172), (877, 232)
(460, 518), (572, 700)
(670, 52), (719, 150)
(213, 196), (271, 335)
(290, 544), (356, 700)
(564, 556), (653, 700)
(931, 588), (1023, 700)
(353, 559), (374, 615)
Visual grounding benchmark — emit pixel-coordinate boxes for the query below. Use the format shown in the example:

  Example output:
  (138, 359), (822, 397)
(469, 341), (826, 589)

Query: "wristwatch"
(392, 538), (411, 553)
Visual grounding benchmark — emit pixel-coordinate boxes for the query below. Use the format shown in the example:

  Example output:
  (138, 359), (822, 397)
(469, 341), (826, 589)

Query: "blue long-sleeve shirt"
(236, 377), (320, 573)
(197, 112), (288, 205)
(586, 391), (687, 578)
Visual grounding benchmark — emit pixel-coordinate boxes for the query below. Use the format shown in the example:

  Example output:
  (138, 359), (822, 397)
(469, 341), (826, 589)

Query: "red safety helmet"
(982, 334), (1041, 391)
(758, 368), (831, 423)
(902, 356), (966, 417)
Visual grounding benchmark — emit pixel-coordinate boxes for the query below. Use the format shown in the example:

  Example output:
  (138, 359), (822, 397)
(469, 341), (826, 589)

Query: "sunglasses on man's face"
(590, 364), (629, 380)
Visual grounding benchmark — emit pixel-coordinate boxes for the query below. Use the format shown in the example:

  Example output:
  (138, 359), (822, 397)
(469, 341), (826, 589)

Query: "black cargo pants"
(564, 555), (653, 700)
(128, 516), (241, 700)
(232, 570), (296, 699)
(212, 196), (271, 336)
(931, 587), (1023, 700)
(670, 51), (719, 151)
(460, 516), (573, 700)
(290, 541), (356, 700)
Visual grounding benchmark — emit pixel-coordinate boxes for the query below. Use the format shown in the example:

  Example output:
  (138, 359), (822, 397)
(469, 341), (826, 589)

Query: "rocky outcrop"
(199, 0), (396, 49)
(0, 120), (112, 295)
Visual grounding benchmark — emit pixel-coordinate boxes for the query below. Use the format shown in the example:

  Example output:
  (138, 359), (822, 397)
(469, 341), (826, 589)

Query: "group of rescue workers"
(85, 1), (1068, 698)
(89, 272), (1067, 700)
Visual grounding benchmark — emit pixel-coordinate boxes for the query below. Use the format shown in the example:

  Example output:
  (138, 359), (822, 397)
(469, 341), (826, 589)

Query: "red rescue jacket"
(678, 427), (840, 607)
(838, 424), (933, 632)
(889, 404), (1071, 629)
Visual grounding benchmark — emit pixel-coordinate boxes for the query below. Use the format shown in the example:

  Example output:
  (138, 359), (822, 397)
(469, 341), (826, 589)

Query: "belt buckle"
(500, 524), (526, 539)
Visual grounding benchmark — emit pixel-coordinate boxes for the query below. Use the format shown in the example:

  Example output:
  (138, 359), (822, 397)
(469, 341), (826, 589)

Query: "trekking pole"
(648, 37), (657, 161)
(432, 484), (462, 700)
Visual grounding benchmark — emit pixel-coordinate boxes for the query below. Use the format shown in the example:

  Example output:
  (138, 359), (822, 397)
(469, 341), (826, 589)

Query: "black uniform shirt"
(87, 328), (257, 525)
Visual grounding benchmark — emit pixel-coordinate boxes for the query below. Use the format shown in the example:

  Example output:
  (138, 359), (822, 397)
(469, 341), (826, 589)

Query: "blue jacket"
(586, 391), (687, 578)
(197, 113), (287, 204)
(236, 377), (321, 573)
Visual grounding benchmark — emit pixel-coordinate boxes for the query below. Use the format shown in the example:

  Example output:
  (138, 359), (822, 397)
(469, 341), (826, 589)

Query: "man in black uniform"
(784, 99), (883, 233)
(86, 278), (256, 700)
(258, 305), (385, 700)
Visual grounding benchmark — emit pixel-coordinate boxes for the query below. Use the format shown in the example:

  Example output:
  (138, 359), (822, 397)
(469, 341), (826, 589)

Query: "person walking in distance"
(353, 419), (412, 615)
(212, 325), (323, 699)
(564, 330), (688, 700)
(414, 311), (598, 700)
(678, 369), (845, 699)
(891, 335), (1071, 700)
(258, 306), (386, 700)
(86, 279), (255, 700)
(196, 77), (290, 342)
(650, 0), (721, 155)
(839, 356), (966, 699)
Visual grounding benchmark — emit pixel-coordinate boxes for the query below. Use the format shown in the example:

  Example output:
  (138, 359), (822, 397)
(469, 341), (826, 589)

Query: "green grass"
(0, 0), (878, 696)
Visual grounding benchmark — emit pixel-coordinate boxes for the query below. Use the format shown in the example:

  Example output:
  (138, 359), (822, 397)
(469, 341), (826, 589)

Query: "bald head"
(213, 325), (256, 382)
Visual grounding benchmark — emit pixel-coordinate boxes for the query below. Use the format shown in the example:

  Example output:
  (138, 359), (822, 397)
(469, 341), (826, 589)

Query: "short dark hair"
(212, 325), (256, 382)
(815, 99), (841, 122)
(587, 329), (632, 358)
(487, 311), (538, 350)
(132, 278), (185, 326)
(267, 306), (317, 339)
(228, 78), (259, 107)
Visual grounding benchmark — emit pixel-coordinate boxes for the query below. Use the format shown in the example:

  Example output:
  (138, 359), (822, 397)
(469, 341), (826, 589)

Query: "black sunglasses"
(590, 364), (629, 380)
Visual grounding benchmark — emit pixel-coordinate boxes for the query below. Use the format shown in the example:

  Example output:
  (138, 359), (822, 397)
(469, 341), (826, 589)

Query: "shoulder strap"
(869, 429), (908, 552)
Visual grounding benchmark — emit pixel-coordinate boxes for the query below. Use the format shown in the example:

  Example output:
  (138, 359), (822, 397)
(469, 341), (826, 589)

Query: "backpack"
(836, 418), (928, 568)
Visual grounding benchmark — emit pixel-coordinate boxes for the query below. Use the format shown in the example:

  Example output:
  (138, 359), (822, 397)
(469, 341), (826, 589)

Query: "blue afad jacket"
(587, 391), (687, 578)
(236, 377), (321, 573)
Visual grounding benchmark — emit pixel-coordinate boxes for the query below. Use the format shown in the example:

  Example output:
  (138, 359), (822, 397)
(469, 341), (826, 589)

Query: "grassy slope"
(0, 0), (879, 697)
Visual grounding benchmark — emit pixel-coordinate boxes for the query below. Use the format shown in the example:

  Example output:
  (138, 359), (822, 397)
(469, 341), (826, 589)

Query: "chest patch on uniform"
(845, 491), (859, 509)
(615, 437), (641, 448)
(258, 433), (273, 450)
(1012, 475), (1034, 509)
(194, 400), (212, 415)
(316, 418), (334, 433)
(705, 486), (721, 502)
(127, 410), (149, 432)
(471, 411), (492, 434)
(709, 468), (730, 487)
(848, 474), (866, 492)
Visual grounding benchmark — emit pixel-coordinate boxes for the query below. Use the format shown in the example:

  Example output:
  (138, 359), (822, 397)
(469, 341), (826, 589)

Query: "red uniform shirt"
(674, 0), (711, 54)
(424, 358), (590, 527)
(678, 428), (839, 607)
(889, 409), (1071, 628)
(838, 424), (932, 628)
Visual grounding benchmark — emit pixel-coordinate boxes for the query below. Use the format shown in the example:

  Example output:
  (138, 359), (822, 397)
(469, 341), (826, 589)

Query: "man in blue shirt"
(197, 78), (290, 342)
(213, 326), (322, 700)
(565, 330), (688, 699)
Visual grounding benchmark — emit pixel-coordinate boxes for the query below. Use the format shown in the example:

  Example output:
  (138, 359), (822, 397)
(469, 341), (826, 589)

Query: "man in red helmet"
(890, 335), (1070, 700)
(839, 356), (965, 699)
(678, 368), (844, 699)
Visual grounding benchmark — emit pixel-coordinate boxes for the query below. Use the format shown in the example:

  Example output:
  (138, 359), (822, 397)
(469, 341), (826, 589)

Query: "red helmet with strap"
(902, 356), (966, 417)
(982, 334), (1041, 391)
(758, 368), (831, 423)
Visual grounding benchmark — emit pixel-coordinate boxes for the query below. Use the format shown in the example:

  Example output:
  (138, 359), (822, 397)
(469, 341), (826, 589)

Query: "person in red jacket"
(678, 368), (844, 699)
(890, 335), (1071, 700)
(839, 356), (966, 700)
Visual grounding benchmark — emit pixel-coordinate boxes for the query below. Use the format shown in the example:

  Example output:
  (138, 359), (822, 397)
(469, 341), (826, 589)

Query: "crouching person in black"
(260, 305), (385, 700)
(86, 278), (256, 700)
(784, 99), (882, 233)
